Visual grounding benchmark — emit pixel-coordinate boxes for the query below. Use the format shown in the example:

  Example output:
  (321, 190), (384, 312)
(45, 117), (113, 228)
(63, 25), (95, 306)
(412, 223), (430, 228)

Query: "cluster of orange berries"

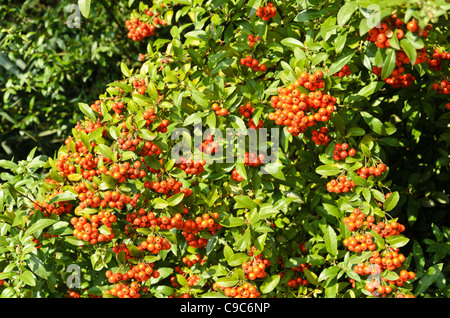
(214, 282), (261, 298)
(366, 14), (430, 48)
(146, 177), (192, 196)
(356, 162), (387, 179)
(247, 34), (262, 48)
(132, 77), (147, 95)
(311, 127), (331, 146)
(244, 152), (264, 167)
(241, 246), (271, 281)
(71, 212), (116, 244)
(256, 2), (276, 21)
(369, 250), (408, 274)
(239, 55), (266, 72)
(111, 243), (133, 261)
(431, 79), (450, 95)
(429, 48), (450, 71)
(238, 102), (255, 119)
(125, 18), (156, 42)
(143, 8), (167, 26)
(287, 276), (309, 288)
(268, 71), (336, 137)
(176, 157), (206, 175)
(247, 118), (264, 129)
(343, 208), (375, 232)
(326, 175), (356, 194)
(67, 291), (80, 298)
(101, 161), (147, 183)
(105, 281), (144, 298)
(231, 169), (244, 182)
(182, 213), (221, 248)
(333, 142), (356, 161)
(55, 150), (97, 179)
(199, 134), (219, 155)
(211, 102), (228, 116)
(343, 232), (377, 252)
(112, 101), (126, 114)
(138, 234), (172, 254)
(74, 118), (104, 135)
(33, 191), (73, 217)
(106, 262), (160, 285)
(181, 253), (208, 268)
(78, 188), (133, 210)
(370, 220), (406, 238)
(333, 64), (351, 77)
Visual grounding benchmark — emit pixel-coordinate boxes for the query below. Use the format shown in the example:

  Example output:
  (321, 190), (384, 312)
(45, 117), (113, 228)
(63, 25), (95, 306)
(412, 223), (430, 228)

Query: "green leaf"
(78, 0), (91, 18)
(25, 219), (58, 238)
(329, 51), (355, 77)
(324, 225), (338, 257)
(96, 144), (115, 161)
(385, 235), (409, 248)
(381, 49), (396, 80)
(415, 264), (443, 295)
(260, 274), (280, 294)
(383, 191), (399, 211)
(48, 191), (77, 205)
(400, 38), (417, 65)
(78, 103), (97, 121)
(233, 195), (257, 209)
(19, 270), (36, 287)
(280, 37), (305, 49)
(120, 62), (131, 77)
(337, 1), (358, 27)
(315, 164), (341, 177)
(227, 253), (249, 266)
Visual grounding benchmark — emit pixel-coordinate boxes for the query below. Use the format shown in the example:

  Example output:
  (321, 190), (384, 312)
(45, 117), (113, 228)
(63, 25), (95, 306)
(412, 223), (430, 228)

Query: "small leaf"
(383, 191), (400, 211)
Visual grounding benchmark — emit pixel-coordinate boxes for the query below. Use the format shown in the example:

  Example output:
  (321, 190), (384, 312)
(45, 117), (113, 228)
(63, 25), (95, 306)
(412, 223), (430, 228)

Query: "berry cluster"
(212, 102), (228, 116)
(431, 79), (450, 94)
(343, 232), (376, 253)
(247, 34), (261, 48)
(104, 281), (143, 298)
(429, 48), (450, 71)
(332, 142), (356, 161)
(214, 282), (261, 298)
(132, 78), (147, 95)
(311, 127), (331, 146)
(146, 177), (192, 196)
(112, 101), (126, 114)
(256, 3), (277, 21)
(199, 134), (219, 155)
(244, 152), (264, 167)
(366, 15), (430, 48)
(125, 18), (156, 42)
(33, 190), (73, 217)
(238, 102), (255, 119)
(333, 64), (351, 77)
(247, 118), (264, 129)
(231, 169), (244, 182)
(326, 175), (356, 194)
(111, 243), (133, 261)
(239, 55), (267, 72)
(343, 208), (375, 232)
(138, 234), (172, 254)
(268, 71), (336, 137)
(356, 162), (387, 178)
(176, 157), (206, 175)
(370, 220), (406, 238)
(71, 212), (116, 245)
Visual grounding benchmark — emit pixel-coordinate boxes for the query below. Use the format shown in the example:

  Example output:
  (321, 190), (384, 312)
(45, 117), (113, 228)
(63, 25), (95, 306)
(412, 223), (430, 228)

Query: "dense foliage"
(0, 0), (449, 299)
